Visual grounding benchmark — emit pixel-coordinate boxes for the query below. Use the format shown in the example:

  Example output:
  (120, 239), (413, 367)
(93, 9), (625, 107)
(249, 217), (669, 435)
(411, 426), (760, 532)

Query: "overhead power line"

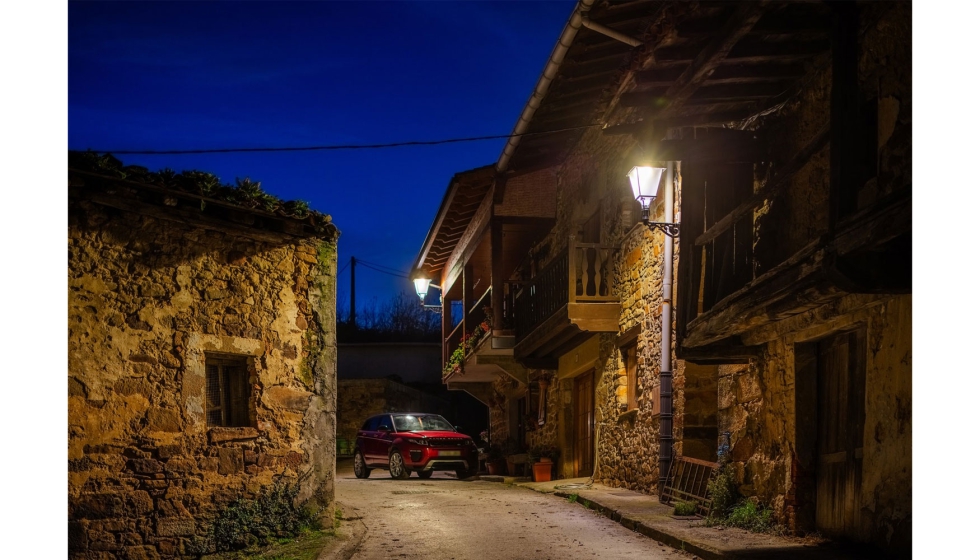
(358, 262), (410, 279)
(357, 258), (409, 276)
(74, 124), (601, 155)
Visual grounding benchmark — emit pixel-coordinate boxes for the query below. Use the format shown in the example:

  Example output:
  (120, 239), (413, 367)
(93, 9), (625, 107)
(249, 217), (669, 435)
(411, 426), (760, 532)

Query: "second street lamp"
(627, 165), (680, 238)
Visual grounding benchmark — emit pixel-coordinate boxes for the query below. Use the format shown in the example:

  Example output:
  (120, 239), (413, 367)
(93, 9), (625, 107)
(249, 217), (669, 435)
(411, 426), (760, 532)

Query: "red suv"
(353, 413), (478, 480)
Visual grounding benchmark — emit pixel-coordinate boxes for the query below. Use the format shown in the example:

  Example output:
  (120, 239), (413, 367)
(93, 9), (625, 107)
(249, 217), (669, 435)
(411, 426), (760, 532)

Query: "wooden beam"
(695, 122), (830, 246)
(659, 2), (767, 111)
(678, 340), (763, 365)
(639, 133), (763, 164)
(682, 238), (831, 347)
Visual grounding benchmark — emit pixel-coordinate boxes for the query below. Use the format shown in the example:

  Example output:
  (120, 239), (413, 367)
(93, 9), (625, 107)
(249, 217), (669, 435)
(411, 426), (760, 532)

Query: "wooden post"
(491, 219), (504, 335)
(568, 235), (577, 304)
(463, 264), (474, 336)
(442, 279), (452, 368)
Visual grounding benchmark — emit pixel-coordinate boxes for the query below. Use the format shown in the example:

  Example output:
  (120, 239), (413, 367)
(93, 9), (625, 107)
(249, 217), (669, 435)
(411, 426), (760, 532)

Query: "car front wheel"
(353, 451), (371, 479)
(389, 450), (410, 480)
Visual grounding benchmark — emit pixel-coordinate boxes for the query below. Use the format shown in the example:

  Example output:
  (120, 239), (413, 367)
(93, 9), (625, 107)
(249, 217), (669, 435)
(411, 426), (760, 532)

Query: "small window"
(625, 343), (639, 411)
(206, 355), (252, 427)
(361, 417), (378, 431)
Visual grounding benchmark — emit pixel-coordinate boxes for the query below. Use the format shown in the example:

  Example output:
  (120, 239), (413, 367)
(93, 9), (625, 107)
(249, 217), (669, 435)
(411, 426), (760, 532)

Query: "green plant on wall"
(201, 479), (321, 553)
(442, 308), (493, 377)
(68, 151), (332, 232)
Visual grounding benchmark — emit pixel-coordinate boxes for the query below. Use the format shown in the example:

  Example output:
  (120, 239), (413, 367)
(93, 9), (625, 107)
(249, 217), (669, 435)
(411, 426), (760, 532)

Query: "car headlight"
(406, 437), (427, 445)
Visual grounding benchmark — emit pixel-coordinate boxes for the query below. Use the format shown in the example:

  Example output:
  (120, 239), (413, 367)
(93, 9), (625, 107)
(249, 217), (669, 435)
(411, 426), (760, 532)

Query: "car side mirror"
(455, 426), (462, 432)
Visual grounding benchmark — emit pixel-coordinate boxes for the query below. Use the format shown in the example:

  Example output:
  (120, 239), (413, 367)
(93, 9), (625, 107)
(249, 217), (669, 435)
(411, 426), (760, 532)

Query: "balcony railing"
(443, 285), (517, 369)
(514, 239), (617, 341)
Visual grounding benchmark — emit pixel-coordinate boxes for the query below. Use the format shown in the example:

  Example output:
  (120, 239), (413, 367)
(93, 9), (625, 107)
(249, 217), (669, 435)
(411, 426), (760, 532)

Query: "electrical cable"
(337, 259), (350, 277)
(358, 262), (410, 279)
(356, 258), (409, 276)
(78, 124), (601, 155)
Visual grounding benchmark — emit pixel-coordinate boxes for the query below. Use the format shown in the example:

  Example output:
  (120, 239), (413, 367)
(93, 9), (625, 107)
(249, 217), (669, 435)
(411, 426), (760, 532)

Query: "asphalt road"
(336, 460), (694, 560)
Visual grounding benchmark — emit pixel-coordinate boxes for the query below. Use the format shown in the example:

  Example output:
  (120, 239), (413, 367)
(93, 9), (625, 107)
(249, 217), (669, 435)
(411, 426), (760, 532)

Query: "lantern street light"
(413, 277), (442, 310)
(627, 166), (680, 238)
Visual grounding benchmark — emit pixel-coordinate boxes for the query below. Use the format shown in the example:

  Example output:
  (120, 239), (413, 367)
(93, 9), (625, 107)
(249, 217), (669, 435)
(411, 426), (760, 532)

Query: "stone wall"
(68, 196), (337, 558)
(336, 379), (451, 453)
(721, 294), (912, 552)
(522, 126), (712, 492)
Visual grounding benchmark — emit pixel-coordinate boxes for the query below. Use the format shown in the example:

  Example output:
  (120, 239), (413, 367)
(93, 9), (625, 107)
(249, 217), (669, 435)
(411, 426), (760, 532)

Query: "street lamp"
(413, 277), (442, 310)
(627, 165), (680, 238)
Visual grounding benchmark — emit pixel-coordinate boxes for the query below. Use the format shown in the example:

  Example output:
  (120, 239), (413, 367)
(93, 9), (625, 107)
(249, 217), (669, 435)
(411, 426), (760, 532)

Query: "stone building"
(68, 153), (339, 558)
(415, 1), (910, 555)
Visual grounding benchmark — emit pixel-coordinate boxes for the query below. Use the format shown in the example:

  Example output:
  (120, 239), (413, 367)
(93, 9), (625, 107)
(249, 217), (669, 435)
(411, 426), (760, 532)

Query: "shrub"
(210, 480), (321, 552)
(723, 500), (779, 534)
(706, 464), (739, 518)
(673, 501), (697, 516)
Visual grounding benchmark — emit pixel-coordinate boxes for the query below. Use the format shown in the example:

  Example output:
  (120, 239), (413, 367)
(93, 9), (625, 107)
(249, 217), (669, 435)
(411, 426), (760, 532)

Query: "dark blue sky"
(69, 0), (574, 307)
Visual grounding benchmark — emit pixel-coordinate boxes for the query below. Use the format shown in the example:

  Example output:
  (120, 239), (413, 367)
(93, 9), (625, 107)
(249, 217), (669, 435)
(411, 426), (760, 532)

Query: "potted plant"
(529, 445), (560, 482)
(486, 444), (506, 475)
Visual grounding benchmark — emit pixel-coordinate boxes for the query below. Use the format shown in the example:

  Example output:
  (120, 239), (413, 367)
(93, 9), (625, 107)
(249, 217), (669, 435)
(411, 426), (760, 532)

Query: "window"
(206, 355), (252, 427)
(625, 343), (639, 411)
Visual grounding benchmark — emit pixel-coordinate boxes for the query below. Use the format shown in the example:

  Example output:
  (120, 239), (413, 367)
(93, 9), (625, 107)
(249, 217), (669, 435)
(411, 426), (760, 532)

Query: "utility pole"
(350, 256), (356, 328)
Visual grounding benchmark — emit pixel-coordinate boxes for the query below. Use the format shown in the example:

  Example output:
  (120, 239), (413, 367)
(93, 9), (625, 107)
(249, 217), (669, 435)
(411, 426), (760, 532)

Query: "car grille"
(427, 437), (468, 447)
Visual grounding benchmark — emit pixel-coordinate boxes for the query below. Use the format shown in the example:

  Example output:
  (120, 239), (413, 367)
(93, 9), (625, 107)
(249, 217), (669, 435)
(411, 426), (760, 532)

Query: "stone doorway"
(795, 328), (867, 540)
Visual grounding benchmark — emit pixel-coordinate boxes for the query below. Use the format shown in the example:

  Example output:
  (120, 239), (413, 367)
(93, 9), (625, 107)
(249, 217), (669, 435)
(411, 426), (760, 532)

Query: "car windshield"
(392, 414), (455, 432)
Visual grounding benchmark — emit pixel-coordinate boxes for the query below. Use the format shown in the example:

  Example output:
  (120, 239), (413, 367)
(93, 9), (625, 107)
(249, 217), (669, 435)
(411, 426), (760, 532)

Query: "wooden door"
(573, 370), (595, 477)
(816, 330), (866, 539)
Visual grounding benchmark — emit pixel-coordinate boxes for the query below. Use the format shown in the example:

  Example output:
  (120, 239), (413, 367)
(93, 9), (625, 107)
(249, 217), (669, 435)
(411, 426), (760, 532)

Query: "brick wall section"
(68, 196), (337, 558)
(496, 168), (558, 218)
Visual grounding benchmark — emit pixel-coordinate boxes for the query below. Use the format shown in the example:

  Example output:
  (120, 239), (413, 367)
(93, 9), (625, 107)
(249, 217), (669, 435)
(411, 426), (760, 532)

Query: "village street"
(335, 460), (693, 560)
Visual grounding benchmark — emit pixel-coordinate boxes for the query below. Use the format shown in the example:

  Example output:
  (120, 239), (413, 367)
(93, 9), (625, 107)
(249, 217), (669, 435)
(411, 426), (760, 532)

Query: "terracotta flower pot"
(533, 458), (553, 482)
(487, 460), (506, 475)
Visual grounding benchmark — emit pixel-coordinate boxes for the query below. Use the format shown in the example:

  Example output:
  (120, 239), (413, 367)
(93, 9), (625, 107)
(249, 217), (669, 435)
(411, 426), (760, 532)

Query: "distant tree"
(337, 292), (440, 343)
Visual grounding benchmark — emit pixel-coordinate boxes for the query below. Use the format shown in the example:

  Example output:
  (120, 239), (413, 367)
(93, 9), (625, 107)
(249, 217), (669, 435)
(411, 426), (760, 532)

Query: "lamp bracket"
(644, 221), (680, 238)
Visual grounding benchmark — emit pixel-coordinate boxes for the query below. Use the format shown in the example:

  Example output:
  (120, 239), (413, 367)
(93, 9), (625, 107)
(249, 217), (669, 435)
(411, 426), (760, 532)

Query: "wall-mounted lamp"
(413, 277), (442, 310)
(627, 165), (680, 238)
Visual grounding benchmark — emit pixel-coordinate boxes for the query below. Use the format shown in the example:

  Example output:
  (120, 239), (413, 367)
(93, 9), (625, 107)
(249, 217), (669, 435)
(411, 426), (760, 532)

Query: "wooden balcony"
(513, 239), (620, 368)
(443, 286), (526, 386)
(677, 167), (911, 363)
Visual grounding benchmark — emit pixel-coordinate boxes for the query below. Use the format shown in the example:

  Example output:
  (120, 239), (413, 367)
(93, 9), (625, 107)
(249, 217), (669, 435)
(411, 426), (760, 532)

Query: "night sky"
(69, 0), (575, 307)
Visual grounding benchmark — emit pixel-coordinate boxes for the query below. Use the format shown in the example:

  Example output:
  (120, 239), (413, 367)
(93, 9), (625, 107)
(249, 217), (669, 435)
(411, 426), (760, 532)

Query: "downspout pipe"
(658, 162), (676, 493)
(495, 0), (596, 175)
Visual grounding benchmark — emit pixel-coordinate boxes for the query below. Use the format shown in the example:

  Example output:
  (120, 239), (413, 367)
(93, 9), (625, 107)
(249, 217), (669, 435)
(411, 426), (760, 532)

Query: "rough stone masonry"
(68, 170), (339, 559)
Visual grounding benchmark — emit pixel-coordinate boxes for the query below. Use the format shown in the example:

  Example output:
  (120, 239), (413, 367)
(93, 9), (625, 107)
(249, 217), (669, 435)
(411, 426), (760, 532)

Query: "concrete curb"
(317, 502), (368, 560)
(554, 491), (724, 560)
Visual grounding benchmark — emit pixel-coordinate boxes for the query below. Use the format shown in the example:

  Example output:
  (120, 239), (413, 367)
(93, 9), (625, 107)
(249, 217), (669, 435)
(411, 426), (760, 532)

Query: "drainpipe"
(495, 0), (596, 175)
(658, 162), (676, 492)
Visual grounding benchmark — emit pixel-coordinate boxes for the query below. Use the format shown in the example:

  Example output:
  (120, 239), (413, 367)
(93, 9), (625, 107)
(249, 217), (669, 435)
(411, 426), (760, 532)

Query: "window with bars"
(205, 355), (252, 428)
